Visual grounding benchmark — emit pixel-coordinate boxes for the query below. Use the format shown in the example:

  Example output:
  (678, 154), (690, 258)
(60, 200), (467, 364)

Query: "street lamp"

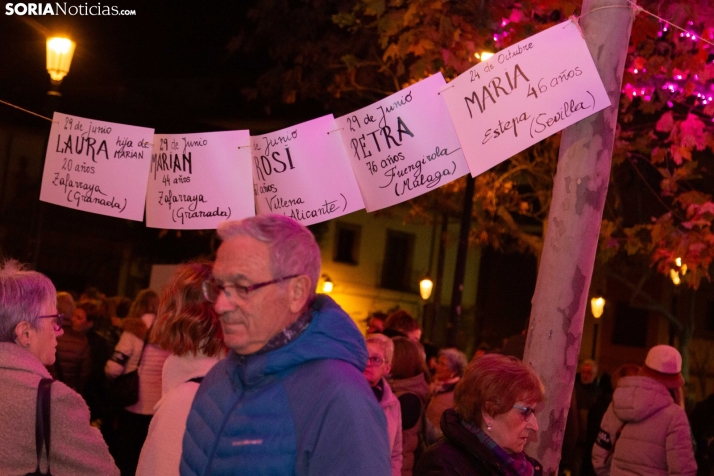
(590, 295), (605, 359)
(321, 275), (333, 294)
(46, 36), (75, 96)
(419, 276), (433, 300)
(668, 257), (686, 344)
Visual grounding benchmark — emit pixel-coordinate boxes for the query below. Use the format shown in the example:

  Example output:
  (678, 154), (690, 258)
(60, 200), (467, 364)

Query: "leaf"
(656, 111), (675, 132)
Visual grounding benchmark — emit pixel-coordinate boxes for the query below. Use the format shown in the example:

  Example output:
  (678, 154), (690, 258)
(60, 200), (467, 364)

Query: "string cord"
(0, 99), (55, 123)
(572, 1), (714, 48)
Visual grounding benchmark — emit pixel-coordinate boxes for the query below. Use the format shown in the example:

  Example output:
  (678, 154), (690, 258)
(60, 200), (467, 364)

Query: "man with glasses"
(181, 214), (391, 476)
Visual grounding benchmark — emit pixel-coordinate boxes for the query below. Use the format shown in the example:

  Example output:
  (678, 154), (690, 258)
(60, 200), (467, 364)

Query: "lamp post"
(33, 36), (75, 267)
(590, 296), (605, 359)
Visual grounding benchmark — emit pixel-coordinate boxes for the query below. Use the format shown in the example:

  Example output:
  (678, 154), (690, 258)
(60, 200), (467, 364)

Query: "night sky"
(0, 1), (313, 132)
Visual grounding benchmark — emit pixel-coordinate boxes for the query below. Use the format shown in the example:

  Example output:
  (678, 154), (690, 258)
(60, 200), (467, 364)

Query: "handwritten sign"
(441, 20), (611, 178)
(251, 115), (365, 226)
(40, 112), (154, 221)
(336, 73), (470, 212)
(145, 131), (254, 230)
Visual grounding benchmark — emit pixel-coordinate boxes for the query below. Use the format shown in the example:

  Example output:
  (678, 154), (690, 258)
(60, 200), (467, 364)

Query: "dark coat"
(415, 409), (543, 476)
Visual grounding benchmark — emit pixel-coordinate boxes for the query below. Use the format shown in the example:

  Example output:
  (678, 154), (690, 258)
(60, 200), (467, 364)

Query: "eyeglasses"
(38, 313), (65, 332)
(202, 275), (300, 303)
(367, 356), (385, 366)
(513, 404), (536, 419)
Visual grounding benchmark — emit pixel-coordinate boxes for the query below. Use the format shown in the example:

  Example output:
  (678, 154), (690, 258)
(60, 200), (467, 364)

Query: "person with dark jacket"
(415, 353), (544, 476)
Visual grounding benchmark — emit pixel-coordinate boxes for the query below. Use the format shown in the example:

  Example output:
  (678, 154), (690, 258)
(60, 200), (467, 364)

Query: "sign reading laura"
(441, 20), (611, 178)
(40, 112), (154, 221)
(251, 115), (365, 226)
(146, 130), (254, 229)
(335, 73), (470, 212)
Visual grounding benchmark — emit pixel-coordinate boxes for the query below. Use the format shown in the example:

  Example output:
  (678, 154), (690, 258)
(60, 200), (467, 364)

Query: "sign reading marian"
(442, 20), (611, 178)
(40, 112), (154, 221)
(336, 73), (470, 212)
(251, 115), (365, 226)
(146, 130), (255, 230)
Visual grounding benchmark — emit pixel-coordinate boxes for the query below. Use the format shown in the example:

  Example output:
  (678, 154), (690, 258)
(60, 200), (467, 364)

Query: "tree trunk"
(522, 1), (635, 472)
(447, 176), (475, 347)
(429, 213), (449, 344)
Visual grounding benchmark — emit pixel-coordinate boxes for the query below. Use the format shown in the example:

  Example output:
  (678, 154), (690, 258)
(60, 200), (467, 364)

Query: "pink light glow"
(664, 27), (668, 32)
(693, 36), (697, 41)
(634, 69), (638, 73)
(644, 95), (652, 101)
(667, 101), (674, 107)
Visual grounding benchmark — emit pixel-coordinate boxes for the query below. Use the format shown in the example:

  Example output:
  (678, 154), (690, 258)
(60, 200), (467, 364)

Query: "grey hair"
(440, 347), (468, 377)
(0, 260), (57, 342)
(217, 215), (321, 299)
(366, 333), (394, 364)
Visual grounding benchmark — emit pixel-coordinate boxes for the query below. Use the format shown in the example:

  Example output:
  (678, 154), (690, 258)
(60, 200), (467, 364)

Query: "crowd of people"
(0, 213), (710, 475)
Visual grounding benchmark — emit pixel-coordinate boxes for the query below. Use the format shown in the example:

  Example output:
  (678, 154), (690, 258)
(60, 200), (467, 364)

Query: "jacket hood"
(612, 375), (673, 423)
(389, 372), (430, 403)
(229, 295), (367, 386)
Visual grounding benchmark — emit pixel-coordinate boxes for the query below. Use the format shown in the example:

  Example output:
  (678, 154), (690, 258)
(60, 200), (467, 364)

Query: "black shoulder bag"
(27, 378), (54, 476)
(107, 332), (148, 408)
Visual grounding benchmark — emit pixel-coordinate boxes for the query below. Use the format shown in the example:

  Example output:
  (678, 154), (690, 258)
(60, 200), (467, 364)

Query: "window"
(333, 223), (361, 265)
(380, 230), (415, 292)
(611, 301), (649, 348)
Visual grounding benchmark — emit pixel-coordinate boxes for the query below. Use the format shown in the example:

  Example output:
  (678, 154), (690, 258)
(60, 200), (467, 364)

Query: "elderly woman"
(0, 260), (118, 475)
(136, 262), (227, 476)
(364, 333), (403, 476)
(415, 353), (544, 476)
(425, 347), (468, 444)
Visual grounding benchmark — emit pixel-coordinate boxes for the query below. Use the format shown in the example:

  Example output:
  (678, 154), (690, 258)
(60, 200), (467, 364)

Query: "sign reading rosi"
(146, 130), (255, 229)
(335, 73), (470, 212)
(40, 112), (154, 221)
(441, 20), (611, 178)
(250, 115), (365, 226)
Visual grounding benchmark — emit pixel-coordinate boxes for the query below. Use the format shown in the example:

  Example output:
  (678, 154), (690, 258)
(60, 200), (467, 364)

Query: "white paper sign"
(40, 112), (154, 221)
(336, 73), (470, 212)
(442, 20), (611, 177)
(251, 115), (365, 226)
(145, 131), (255, 230)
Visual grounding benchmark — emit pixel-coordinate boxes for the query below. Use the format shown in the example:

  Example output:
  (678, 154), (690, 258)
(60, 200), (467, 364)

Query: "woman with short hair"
(365, 333), (403, 476)
(0, 260), (118, 475)
(136, 262), (227, 476)
(425, 348), (468, 444)
(415, 353), (544, 475)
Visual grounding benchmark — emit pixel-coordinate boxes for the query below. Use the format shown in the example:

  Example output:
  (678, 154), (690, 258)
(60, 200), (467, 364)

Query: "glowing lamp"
(590, 296), (605, 319)
(321, 275), (333, 294)
(419, 277), (433, 300)
(46, 37), (76, 84)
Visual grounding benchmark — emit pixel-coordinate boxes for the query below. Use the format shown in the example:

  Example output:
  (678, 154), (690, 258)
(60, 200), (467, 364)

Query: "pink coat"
(0, 343), (119, 475)
(592, 376), (696, 476)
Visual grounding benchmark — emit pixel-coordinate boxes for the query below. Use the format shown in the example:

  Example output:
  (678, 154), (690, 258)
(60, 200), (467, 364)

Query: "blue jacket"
(180, 295), (391, 476)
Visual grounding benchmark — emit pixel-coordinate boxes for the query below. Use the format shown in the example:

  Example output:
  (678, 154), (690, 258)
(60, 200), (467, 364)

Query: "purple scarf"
(462, 419), (534, 476)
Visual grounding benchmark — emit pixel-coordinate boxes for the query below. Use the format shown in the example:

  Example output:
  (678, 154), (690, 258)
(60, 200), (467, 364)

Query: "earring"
(487, 423), (492, 431)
